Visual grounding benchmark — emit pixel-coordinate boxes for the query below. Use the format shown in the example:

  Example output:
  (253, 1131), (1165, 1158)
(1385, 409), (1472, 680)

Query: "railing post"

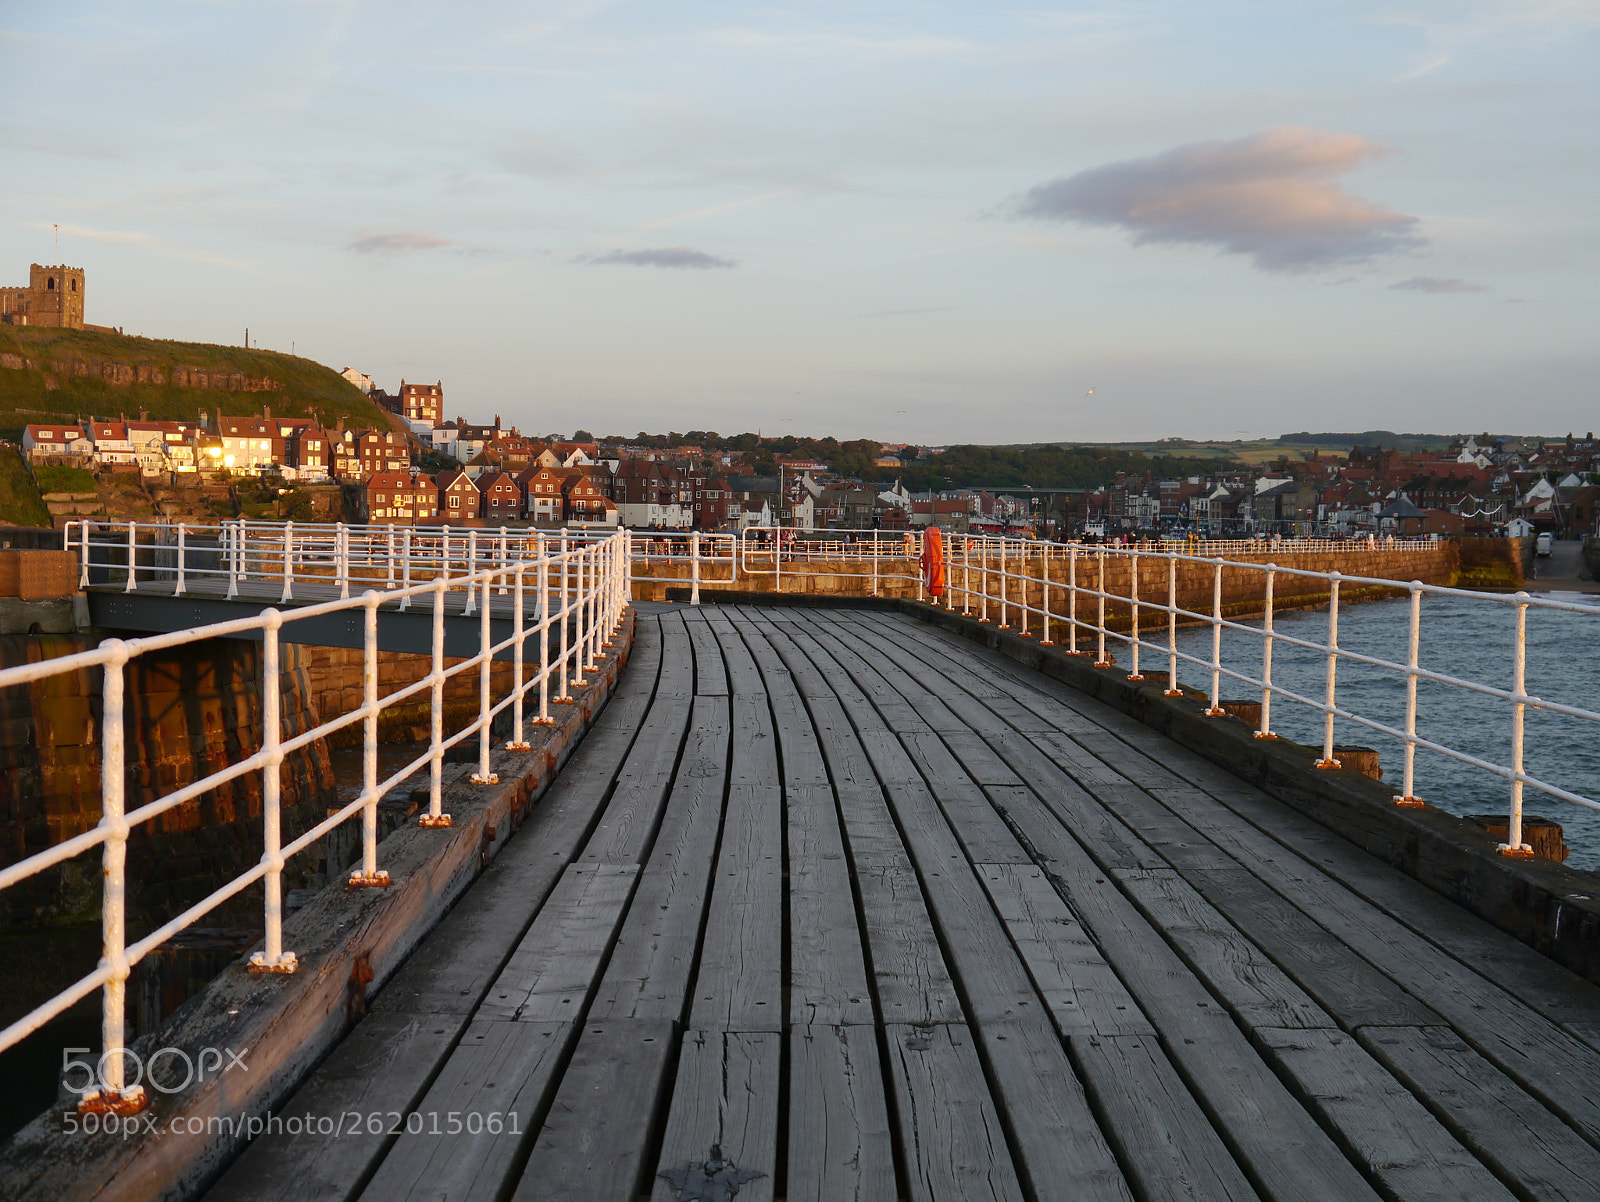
(1039, 543), (1054, 644)
(556, 539), (573, 703)
(80, 640), (145, 1114)
(871, 534), (880, 597)
(226, 520), (240, 599)
(78, 521), (91, 588)
(535, 552), (554, 724)
(336, 522), (350, 600)
(775, 527), (782, 594)
(1256, 565), (1276, 737)
(498, 527), (510, 595)
(1502, 594), (1533, 854)
(536, 531), (546, 622)
(507, 563), (531, 751)
(1205, 559), (1226, 715)
(691, 532), (701, 606)
(1067, 545), (1079, 653)
(349, 592), (389, 887)
(472, 570), (498, 785)
(1164, 553), (1181, 696)
(1094, 548), (1110, 667)
(386, 525), (396, 588)
(280, 522), (294, 603)
(971, 536), (986, 615)
(1127, 550), (1144, 680)
(123, 520), (137, 593)
(464, 529), (479, 616)
(574, 548), (591, 684)
(250, 613), (297, 973)
(399, 526), (413, 611)
(420, 577), (451, 826)
(1316, 576), (1342, 767)
(175, 523), (187, 597)
(1394, 584), (1424, 806)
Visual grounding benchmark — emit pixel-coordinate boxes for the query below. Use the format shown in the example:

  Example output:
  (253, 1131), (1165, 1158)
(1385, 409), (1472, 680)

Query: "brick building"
(398, 380), (443, 426)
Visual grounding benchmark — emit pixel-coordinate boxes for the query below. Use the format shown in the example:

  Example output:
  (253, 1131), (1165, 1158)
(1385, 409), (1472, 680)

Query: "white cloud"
(1009, 127), (1424, 273)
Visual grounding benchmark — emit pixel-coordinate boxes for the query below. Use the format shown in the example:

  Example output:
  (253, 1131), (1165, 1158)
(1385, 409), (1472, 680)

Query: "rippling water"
(1139, 589), (1600, 871)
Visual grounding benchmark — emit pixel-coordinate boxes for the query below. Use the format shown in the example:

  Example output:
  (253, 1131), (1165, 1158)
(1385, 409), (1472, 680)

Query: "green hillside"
(0, 326), (398, 440)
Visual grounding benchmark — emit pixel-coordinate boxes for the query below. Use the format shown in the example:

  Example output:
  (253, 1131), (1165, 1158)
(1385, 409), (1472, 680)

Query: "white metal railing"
(928, 532), (1599, 862)
(3, 527), (629, 1115)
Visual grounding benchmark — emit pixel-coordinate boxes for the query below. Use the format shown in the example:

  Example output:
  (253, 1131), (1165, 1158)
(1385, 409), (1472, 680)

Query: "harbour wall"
(633, 541), (1468, 625)
(0, 634), (516, 937)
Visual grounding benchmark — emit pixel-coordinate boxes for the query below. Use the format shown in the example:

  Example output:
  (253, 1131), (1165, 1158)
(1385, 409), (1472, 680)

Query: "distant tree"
(572, 429), (593, 442)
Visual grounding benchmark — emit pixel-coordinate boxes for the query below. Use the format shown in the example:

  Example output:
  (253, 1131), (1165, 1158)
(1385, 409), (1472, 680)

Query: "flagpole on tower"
(54, 224), (59, 261)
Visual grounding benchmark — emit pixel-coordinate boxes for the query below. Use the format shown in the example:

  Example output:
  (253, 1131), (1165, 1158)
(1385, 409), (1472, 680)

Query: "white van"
(1535, 532), (1554, 557)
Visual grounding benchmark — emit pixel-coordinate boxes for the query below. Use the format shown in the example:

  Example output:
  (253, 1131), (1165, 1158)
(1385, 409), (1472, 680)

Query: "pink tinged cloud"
(1011, 127), (1424, 273)
(348, 230), (455, 253)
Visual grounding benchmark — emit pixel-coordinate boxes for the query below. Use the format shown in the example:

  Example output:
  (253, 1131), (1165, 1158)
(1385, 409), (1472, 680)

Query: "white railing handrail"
(5, 526), (631, 1115)
(924, 532), (1600, 864)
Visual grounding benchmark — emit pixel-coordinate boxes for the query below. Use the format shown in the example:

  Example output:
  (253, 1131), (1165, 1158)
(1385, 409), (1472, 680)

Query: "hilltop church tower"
(0, 264), (86, 329)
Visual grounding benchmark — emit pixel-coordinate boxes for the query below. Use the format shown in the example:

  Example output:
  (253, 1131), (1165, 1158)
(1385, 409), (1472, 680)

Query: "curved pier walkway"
(209, 603), (1600, 1202)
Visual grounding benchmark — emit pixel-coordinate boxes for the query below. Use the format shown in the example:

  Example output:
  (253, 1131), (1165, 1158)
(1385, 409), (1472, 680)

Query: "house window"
(449, 495), (460, 508)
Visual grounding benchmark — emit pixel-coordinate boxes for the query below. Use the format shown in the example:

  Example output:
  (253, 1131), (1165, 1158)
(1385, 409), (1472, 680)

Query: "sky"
(1, 1), (1596, 445)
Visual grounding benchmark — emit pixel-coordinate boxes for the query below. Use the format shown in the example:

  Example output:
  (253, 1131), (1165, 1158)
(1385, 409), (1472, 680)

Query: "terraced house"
(362, 470), (438, 524)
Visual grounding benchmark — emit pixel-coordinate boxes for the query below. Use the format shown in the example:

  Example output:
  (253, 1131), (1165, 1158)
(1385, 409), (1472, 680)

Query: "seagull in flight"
(1084, 387), (1095, 397)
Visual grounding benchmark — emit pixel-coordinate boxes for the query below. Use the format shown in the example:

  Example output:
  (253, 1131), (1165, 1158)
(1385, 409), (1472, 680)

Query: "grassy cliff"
(0, 326), (399, 440)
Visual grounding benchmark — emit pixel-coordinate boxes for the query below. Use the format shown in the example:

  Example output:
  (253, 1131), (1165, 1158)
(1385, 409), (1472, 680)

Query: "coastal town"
(19, 370), (1600, 540)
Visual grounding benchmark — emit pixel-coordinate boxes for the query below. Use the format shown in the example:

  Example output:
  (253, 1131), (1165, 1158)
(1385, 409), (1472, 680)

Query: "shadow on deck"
(206, 602), (1600, 1202)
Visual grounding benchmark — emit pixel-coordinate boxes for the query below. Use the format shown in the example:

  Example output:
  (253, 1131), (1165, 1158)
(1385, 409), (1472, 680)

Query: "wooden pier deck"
(209, 603), (1600, 1202)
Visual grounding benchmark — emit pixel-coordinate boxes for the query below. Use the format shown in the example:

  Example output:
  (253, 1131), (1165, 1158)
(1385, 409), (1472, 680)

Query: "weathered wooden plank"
(1148, 783), (1600, 1036)
(728, 693), (778, 786)
(837, 782), (915, 870)
(979, 745), (1167, 872)
(1071, 1033), (1262, 1202)
(1072, 780), (1241, 871)
(766, 689), (832, 787)
(711, 621), (767, 697)
(1183, 868), (1442, 1029)
(804, 696), (883, 791)
(1358, 1025), (1600, 1202)
(691, 784), (784, 1032)
(589, 698), (729, 1023)
(1253, 1027), (1517, 1201)
(1116, 869), (1333, 1032)
(204, 1012), (461, 1202)
(479, 863), (639, 1022)
(757, 621), (839, 698)
(578, 682), (700, 866)
(654, 610), (695, 698)
(650, 1031), (781, 1202)
(511, 1020), (677, 1202)
(356, 1019), (572, 1202)
(977, 863), (1155, 1038)
(979, 1018), (1134, 1202)
(858, 866), (964, 1024)
(787, 785), (876, 1025)
(918, 728), (1023, 785)
(882, 1023), (1027, 1202)
(787, 1025), (898, 1202)
(1048, 856), (1385, 1200)
(687, 617), (729, 695)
